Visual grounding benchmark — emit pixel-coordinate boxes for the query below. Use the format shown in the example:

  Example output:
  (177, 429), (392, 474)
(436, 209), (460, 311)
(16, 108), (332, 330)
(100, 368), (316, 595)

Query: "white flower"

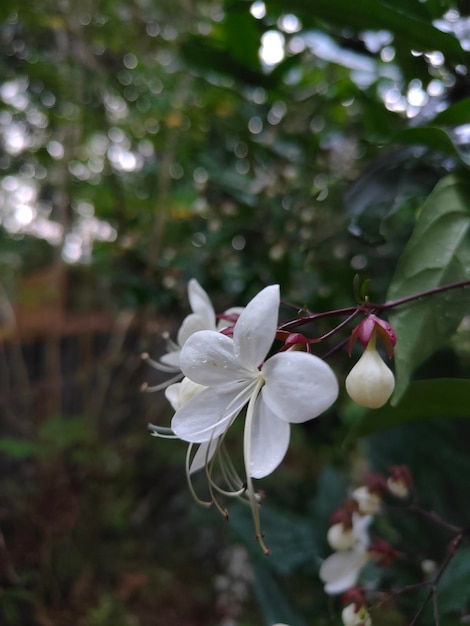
(345, 336), (395, 409)
(143, 279), (242, 391)
(319, 514), (371, 594)
(342, 603), (372, 626)
(173, 284), (338, 477)
(172, 284), (339, 551)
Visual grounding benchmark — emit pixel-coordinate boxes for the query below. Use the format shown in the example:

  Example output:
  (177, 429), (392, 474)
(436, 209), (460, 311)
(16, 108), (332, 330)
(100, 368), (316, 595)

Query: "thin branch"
(372, 280), (470, 312)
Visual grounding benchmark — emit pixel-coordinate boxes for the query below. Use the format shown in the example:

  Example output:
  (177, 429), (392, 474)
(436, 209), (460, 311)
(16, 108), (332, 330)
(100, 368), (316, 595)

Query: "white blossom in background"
(352, 486), (382, 515)
(342, 603), (372, 626)
(327, 522), (356, 552)
(319, 514), (372, 594)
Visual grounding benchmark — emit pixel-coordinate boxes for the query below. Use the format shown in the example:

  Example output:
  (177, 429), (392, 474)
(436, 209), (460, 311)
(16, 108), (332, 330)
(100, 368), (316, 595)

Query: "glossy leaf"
(352, 379), (470, 437)
(387, 176), (470, 402)
(265, 0), (465, 63)
(396, 126), (470, 167)
(431, 97), (470, 126)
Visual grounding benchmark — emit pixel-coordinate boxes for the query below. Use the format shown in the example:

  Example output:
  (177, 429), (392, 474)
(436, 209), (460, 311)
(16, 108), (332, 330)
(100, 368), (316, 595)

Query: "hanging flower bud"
(345, 330), (395, 409)
(341, 603), (372, 626)
(348, 314), (396, 358)
(351, 486), (382, 515)
(327, 523), (356, 551)
(387, 465), (413, 499)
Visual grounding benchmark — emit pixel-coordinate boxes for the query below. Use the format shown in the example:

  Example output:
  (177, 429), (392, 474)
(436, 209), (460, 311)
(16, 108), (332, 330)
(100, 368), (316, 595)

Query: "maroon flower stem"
(278, 306), (359, 331)
(279, 279), (470, 338)
(371, 279), (470, 312)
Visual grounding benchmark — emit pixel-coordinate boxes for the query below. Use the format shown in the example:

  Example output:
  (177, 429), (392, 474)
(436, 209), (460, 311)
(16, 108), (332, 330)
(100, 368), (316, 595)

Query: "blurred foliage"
(0, 0), (470, 624)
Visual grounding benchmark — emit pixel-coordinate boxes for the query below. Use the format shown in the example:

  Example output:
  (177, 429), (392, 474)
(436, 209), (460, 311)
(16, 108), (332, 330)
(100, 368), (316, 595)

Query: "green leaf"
(396, 127), (470, 167)
(387, 175), (470, 402)
(0, 437), (38, 459)
(352, 379), (470, 437)
(222, 0), (262, 70)
(228, 503), (317, 575)
(252, 563), (308, 626)
(437, 546), (470, 614)
(265, 0), (465, 63)
(431, 97), (470, 126)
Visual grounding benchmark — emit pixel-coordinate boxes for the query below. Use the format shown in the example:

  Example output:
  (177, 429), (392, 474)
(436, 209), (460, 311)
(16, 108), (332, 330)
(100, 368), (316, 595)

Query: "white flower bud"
(421, 559), (437, 578)
(387, 477), (410, 499)
(352, 486), (381, 515)
(327, 523), (355, 551)
(345, 341), (395, 409)
(342, 603), (372, 626)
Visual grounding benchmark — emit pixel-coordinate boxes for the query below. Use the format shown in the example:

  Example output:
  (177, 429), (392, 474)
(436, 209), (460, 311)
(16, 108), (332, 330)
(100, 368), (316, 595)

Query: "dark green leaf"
(396, 127), (470, 167)
(265, 0), (465, 63)
(387, 175), (470, 401)
(437, 546), (470, 614)
(351, 379), (470, 437)
(228, 504), (317, 574)
(252, 563), (308, 626)
(431, 97), (470, 126)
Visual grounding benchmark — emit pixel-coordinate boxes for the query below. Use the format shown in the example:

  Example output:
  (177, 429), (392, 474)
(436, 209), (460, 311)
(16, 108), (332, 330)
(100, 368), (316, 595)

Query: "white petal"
(187, 279), (216, 328)
(177, 313), (213, 347)
(319, 550), (366, 594)
(233, 285), (279, 369)
(351, 513), (372, 551)
(165, 377), (206, 411)
(189, 439), (219, 474)
(171, 381), (253, 443)
(262, 351), (338, 423)
(159, 350), (181, 368)
(180, 330), (253, 386)
(249, 397), (290, 479)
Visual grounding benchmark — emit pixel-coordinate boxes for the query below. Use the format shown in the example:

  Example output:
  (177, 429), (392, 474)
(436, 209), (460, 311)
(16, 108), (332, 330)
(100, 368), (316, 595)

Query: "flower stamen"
(243, 377), (270, 555)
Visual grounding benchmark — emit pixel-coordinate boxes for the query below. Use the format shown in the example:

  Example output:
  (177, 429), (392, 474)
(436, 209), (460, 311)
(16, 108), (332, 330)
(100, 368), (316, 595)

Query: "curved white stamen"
(148, 424), (179, 439)
(142, 353), (180, 373)
(185, 444), (213, 508)
(219, 444), (245, 492)
(243, 377), (269, 555)
(142, 372), (184, 392)
(205, 439), (246, 499)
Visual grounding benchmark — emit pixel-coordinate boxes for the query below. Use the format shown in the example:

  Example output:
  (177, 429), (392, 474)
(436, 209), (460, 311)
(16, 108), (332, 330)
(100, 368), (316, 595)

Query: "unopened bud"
(342, 603), (372, 626)
(327, 523), (355, 551)
(387, 466), (412, 499)
(345, 338), (395, 409)
(352, 486), (381, 515)
(421, 559), (437, 578)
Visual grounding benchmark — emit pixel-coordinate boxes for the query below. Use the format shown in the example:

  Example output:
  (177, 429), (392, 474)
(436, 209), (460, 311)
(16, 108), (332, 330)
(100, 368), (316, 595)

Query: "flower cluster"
(145, 281), (339, 553)
(319, 467), (413, 624)
(143, 280), (402, 553)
